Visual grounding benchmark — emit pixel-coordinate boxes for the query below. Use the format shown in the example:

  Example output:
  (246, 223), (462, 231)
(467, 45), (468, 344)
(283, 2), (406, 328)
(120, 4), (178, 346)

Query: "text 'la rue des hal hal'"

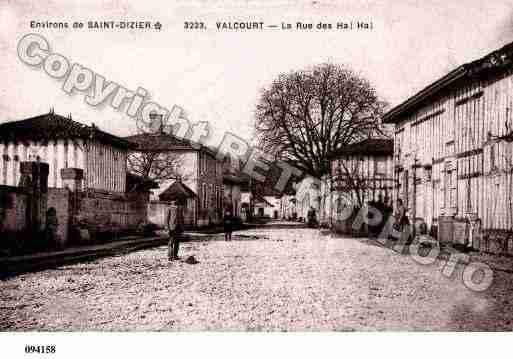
(281, 21), (373, 30)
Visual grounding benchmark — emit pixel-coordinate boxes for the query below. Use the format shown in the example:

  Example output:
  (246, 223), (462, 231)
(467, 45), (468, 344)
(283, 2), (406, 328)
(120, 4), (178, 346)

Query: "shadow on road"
(447, 270), (513, 331)
(182, 233), (268, 243)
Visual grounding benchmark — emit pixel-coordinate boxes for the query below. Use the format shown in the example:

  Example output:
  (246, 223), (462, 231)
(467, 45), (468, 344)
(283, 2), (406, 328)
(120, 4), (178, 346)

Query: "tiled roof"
(124, 133), (217, 157)
(253, 194), (273, 207)
(331, 138), (393, 158)
(384, 40), (513, 123)
(0, 112), (134, 149)
(158, 180), (197, 201)
(125, 133), (193, 151)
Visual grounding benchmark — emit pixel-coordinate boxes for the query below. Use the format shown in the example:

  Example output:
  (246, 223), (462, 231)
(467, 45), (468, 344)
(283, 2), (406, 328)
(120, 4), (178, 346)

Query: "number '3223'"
(184, 22), (205, 29)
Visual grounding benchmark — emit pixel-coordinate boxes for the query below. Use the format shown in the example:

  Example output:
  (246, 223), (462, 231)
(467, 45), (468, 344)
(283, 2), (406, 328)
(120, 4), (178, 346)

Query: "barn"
(383, 41), (513, 254)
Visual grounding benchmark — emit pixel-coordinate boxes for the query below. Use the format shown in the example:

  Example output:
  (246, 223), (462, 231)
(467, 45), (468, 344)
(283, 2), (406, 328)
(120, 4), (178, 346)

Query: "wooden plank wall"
(85, 141), (127, 193)
(394, 69), (513, 231)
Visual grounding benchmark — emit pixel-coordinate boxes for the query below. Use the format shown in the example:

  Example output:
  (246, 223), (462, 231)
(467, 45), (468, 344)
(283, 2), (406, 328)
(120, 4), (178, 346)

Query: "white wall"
(0, 138), (98, 189)
(295, 176), (321, 219)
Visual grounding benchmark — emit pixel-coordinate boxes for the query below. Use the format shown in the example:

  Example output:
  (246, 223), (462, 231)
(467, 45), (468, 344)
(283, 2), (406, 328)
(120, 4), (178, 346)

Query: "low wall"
(436, 215), (513, 255)
(148, 200), (172, 228)
(79, 190), (148, 229)
(0, 185), (28, 233)
(1, 163), (152, 254)
(148, 200), (196, 229)
(46, 188), (150, 246)
(0, 186), (29, 254)
(479, 230), (513, 255)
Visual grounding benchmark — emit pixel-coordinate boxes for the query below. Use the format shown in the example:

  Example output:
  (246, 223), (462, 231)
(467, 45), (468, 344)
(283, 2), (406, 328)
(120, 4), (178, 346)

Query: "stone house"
(383, 41), (513, 253)
(223, 173), (243, 218)
(125, 133), (224, 227)
(222, 156), (244, 218)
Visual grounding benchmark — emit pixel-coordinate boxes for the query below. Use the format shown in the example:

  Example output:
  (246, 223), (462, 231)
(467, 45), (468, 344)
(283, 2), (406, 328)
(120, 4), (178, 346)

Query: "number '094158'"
(25, 345), (56, 354)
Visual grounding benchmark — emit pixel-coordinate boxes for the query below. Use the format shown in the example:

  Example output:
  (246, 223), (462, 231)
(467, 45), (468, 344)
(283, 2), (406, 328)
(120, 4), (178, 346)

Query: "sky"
(1, 0), (513, 146)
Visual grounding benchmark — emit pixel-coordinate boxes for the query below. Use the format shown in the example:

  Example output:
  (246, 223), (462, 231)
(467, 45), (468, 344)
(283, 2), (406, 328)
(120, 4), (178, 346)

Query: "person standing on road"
(223, 209), (233, 241)
(394, 198), (409, 233)
(167, 200), (185, 261)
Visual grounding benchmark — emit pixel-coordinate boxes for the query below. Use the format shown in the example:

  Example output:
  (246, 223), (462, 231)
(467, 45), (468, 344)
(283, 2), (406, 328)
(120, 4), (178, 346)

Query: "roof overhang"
(382, 67), (466, 124)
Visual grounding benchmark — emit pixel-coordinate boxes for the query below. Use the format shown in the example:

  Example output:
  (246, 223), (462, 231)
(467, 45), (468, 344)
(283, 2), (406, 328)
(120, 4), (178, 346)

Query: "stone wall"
(1, 162), (151, 254)
(148, 200), (195, 229)
(0, 162), (49, 254)
(477, 230), (513, 255)
(79, 190), (148, 228)
(0, 185), (28, 232)
(46, 187), (150, 246)
(47, 188), (71, 247)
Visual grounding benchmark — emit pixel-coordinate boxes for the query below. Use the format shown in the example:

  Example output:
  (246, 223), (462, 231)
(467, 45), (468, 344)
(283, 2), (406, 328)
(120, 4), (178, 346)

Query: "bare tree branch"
(255, 63), (387, 178)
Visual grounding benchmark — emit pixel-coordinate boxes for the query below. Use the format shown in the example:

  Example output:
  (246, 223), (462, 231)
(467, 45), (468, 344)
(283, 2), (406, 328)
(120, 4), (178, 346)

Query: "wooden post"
(19, 161), (49, 232)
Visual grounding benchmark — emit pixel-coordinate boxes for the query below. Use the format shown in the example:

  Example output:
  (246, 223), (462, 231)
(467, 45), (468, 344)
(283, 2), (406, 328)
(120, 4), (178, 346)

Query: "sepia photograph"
(1, 0), (513, 357)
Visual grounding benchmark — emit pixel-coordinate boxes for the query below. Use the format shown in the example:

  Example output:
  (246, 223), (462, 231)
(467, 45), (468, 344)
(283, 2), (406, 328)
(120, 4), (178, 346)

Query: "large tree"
(127, 150), (183, 184)
(255, 63), (387, 178)
(127, 114), (185, 184)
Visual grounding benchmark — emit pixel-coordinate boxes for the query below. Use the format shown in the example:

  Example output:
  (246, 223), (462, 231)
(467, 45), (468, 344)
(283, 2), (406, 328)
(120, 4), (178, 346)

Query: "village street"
(2, 224), (513, 331)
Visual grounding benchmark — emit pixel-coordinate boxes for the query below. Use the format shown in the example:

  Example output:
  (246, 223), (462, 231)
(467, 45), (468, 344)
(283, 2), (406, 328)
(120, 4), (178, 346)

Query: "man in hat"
(166, 199), (185, 261)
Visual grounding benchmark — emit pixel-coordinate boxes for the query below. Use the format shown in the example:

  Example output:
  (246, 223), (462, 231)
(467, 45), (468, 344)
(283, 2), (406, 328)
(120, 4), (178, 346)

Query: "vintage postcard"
(1, 0), (513, 357)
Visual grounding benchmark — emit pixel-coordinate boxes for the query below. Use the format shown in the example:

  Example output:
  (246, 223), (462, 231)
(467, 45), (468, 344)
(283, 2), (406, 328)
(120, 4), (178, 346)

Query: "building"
(156, 180), (197, 228)
(278, 194), (297, 220)
(327, 138), (395, 231)
(221, 156), (244, 218)
(294, 175), (321, 221)
(241, 191), (273, 218)
(0, 111), (134, 192)
(263, 196), (281, 219)
(293, 139), (394, 227)
(125, 133), (224, 227)
(383, 41), (513, 253)
(0, 112), (153, 250)
(223, 173), (243, 218)
(330, 138), (395, 206)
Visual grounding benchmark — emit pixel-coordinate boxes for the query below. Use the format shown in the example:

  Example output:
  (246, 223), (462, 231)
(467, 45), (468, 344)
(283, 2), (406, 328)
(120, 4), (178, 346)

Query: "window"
(200, 153), (205, 174)
(443, 170), (451, 207)
(64, 142), (69, 168)
(466, 179), (472, 212)
(444, 169), (457, 209)
(203, 154), (207, 174)
(202, 183), (207, 209)
(490, 143), (497, 170)
(395, 136), (402, 161)
(424, 166), (432, 182)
